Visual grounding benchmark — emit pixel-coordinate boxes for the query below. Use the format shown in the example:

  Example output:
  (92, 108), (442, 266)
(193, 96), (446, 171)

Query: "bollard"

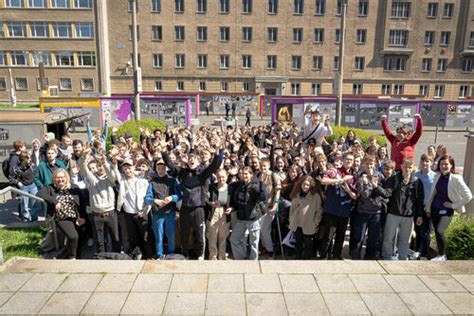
(434, 124), (439, 144)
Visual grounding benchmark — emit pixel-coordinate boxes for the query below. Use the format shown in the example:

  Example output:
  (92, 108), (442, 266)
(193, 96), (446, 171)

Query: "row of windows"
(0, 51), (96, 67)
(5, 0), (92, 9)
(391, 2), (454, 18)
(0, 22), (94, 39)
(0, 77), (94, 91)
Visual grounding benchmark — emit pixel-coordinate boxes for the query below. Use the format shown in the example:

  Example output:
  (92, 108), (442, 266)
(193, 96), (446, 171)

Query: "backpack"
(2, 159), (10, 178)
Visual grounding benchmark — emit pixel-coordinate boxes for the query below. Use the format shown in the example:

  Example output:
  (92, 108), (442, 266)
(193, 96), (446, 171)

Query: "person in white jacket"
(425, 155), (472, 260)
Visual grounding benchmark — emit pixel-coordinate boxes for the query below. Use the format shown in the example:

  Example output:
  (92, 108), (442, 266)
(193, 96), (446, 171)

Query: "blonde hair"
(52, 168), (71, 188)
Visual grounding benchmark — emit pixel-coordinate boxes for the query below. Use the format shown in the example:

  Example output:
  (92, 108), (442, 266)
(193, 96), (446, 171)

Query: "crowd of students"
(4, 109), (472, 260)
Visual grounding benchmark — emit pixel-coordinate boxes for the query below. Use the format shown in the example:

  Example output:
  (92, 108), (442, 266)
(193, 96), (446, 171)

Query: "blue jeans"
(230, 219), (260, 260)
(20, 183), (38, 221)
(151, 211), (176, 258)
(350, 212), (382, 260)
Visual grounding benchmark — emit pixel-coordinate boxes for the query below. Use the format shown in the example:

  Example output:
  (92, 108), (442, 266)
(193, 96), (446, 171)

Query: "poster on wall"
(140, 100), (187, 126)
(446, 103), (474, 127)
(358, 103), (382, 129)
(342, 103), (359, 127)
(200, 95), (259, 115)
(419, 102), (447, 127)
(276, 104), (293, 128)
(303, 102), (336, 125)
(42, 106), (100, 130)
(388, 103), (416, 130)
(101, 99), (132, 127)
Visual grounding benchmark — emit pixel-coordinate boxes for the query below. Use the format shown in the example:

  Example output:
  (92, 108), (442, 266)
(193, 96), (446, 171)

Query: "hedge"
(326, 126), (387, 148)
(106, 118), (166, 149)
(445, 215), (474, 259)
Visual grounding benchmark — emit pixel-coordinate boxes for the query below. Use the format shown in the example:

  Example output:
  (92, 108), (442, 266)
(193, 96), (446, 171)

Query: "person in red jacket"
(381, 113), (423, 171)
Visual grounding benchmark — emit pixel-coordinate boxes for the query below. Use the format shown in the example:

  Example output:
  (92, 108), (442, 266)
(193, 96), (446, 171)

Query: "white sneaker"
(431, 255), (447, 261)
(411, 252), (421, 260)
(198, 256), (205, 261)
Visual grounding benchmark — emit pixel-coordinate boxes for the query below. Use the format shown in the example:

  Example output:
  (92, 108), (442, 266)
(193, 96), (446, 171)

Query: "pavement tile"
(0, 292), (51, 314)
(383, 274), (430, 293)
(418, 274), (467, 292)
(246, 293), (287, 315)
(169, 274), (208, 292)
(39, 292), (91, 314)
(349, 274), (394, 293)
(19, 273), (67, 292)
(323, 293), (370, 315)
(360, 293), (411, 315)
(279, 274), (319, 293)
(437, 292), (474, 314)
(379, 261), (474, 275)
(0, 273), (33, 291)
(120, 292), (167, 315)
(142, 260), (260, 274)
(6, 259), (144, 274)
(284, 293), (330, 315)
(131, 274), (172, 292)
(81, 292), (128, 315)
(163, 293), (206, 315)
(0, 292), (14, 306)
(260, 260), (385, 274)
(207, 274), (244, 293)
(245, 273), (282, 293)
(399, 292), (452, 314)
(314, 274), (357, 293)
(57, 274), (103, 292)
(205, 292), (246, 315)
(95, 273), (137, 292)
(452, 274), (474, 292)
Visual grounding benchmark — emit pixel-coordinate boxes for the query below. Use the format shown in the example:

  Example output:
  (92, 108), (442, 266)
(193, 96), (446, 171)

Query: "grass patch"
(0, 226), (47, 262)
(0, 103), (40, 109)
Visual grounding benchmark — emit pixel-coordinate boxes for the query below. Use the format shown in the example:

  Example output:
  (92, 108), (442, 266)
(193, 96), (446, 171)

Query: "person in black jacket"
(382, 158), (424, 260)
(162, 143), (224, 260)
(9, 152), (38, 222)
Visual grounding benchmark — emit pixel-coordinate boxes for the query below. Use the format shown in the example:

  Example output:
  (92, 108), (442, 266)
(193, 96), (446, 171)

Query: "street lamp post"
(132, 0), (141, 120)
(335, 2), (347, 127)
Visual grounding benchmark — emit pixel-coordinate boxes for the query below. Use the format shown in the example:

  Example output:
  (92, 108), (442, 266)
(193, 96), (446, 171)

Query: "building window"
(355, 56), (365, 71)
(175, 0), (184, 12)
(15, 78), (28, 91)
(242, 0), (252, 13)
(197, 26), (208, 41)
(8, 22), (26, 38)
(220, 0), (229, 13)
(314, 28), (324, 43)
(268, 0), (278, 14)
(59, 78), (72, 90)
(391, 2), (410, 18)
(242, 27), (252, 42)
(0, 78), (6, 90)
(30, 22), (49, 38)
(152, 25), (162, 41)
(220, 27), (230, 41)
(242, 55), (252, 68)
(335, 29), (340, 43)
(36, 77), (48, 90)
(421, 58), (432, 72)
(459, 85), (469, 98)
(130, 53), (141, 67)
(29, 0), (47, 8)
(437, 58), (447, 72)
(358, 0), (368, 16)
(153, 53), (163, 68)
(267, 55), (277, 69)
(315, 0), (325, 15)
(129, 25), (140, 41)
(292, 55), (302, 70)
(294, 0), (304, 14)
(175, 26), (185, 41)
(176, 81), (185, 91)
(389, 30), (408, 46)
(32, 51), (51, 66)
(80, 78), (94, 91)
(470, 32), (474, 47)
(311, 82), (321, 95)
(0, 52), (6, 66)
(383, 56), (407, 71)
(353, 84), (363, 95)
(199, 81), (206, 91)
(267, 27), (278, 42)
(336, 0), (342, 15)
(356, 29), (366, 44)
(440, 31), (450, 46)
(434, 85), (444, 98)
(243, 81), (250, 92)
(51, 0), (70, 8)
(155, 80), (162, 91)
(221, 81), (228, 92)
(77, 51), (96, 66)
(425, 31), (435, 45)
(74, 0), (92, 8)
(381, 84), (391, 95)
(175, 54), (185, 68)
(419, 85), (429, 96)
(393, 84), (404, 95)
(76, 22), (93, 38)
(312, 56), (323, 70)
(151, 0), (161, 12)
(11, 51), (29, 66)
(427, 3), (438, 17)
(291, 83), (300, 95)
(6, 0), (25, 8)
(333, 56), (340, 70)
(462, 58), (473, 72)
(53, 22), (72, 38)
(220, 55), (229, 68)
(197, 54), (208, 68)
(443, 3), (454, 18)
(293, 28), (303, 43)
(197, 0), (207, 12)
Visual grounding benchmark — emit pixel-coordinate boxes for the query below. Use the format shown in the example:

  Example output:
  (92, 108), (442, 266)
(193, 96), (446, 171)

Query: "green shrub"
(326, 126), (387, 148)
(106, 118), (166, 149)
(445, 215), (474, 259)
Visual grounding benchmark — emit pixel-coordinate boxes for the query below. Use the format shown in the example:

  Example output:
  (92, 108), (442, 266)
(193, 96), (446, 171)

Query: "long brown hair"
(437, 155), (456, 174)
(290, 175), (321, 199)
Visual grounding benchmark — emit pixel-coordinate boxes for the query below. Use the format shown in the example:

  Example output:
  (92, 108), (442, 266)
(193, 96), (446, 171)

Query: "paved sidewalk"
(0, 259), (473, 315)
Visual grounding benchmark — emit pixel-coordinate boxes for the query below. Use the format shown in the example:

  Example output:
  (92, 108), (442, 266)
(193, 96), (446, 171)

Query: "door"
(265, 88), (277, 95)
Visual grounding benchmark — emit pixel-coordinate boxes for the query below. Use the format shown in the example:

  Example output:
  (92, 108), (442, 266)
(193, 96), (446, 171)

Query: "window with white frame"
(199, 81), (206, 91)
(462, 58), (473, 72)
(78, 51), (95, 66)
(294, 0), (303, 14)
(197, 0), (207, 12)
(0, 52), (6, 66)
(292, 56), (302, 70)
(440, 31), (450, 46)
(175, 0), (184, 12)
(30, 22), (49, 38)
(76, 22), (93, 38)
(74, 0), (92, 8)
(221, 81), (228, 92)
(353, 84), (363, 95)
(8, 22), (27, 37)
(153, 53), (163, 68)
(421, 58), (432, 72)
(0, 78), (6, 90)
(56, 51), (74, 66)
(470, 32), (474, 47)
(197, 26), (207, 41)
(197, 54), (207, 68)
(6, 0), (24, 8)
(389, 30), (408, 46)
(291, 83), (300, 95)
(220, 0), (229, 12)
(333, 56), (340, 70)
(176, 81), (184, 91)
(336, 0), (342, 15)
(355, 56), (365, 70)
(381, 84), (391, 95)
(220, 55), (229, 68)
(311, 82), (321, 95)
(151, 0), (161, 12)
(419, 85), (429, 96)
(267, 55), (277, 69)
(443, 3), (454, 18)
(51, 0), (70, 8)
(314, 28), (324, 43)
(268, 0), (278, 14)
(175, 26), (185, 41)
(243, 81), (250, 92)
(393, 84), (404, 95)
(0, 23), (3, 38)
(15, 78), (28, 90)
(220, 27), (230, 41)
(59, 78), (72, 90)
(242, 27), (252, 42)
(154, 81), (162, 91)
(242, 0), (252, 13)
(11, 51), (29, 66)
(383, 56), (407, 71)
(53, 22), (72, 38)
(129, 25), (139, 40)
(391, 2), (410, 18)
(312, 56), (323, 70)
(81, 78), (94, 91)
(425, 31), (435, 45)
(152, 25), (162, 41)
(267, 27), (278, 42)
(293, 28), (303, 43)
(32, 51), (51, 66)
(129, 53), (141, 67)
(36, 77), (49, 90)
(242, 55), (252, 68)
(427, 3), (437, 17)
(434, 85), (444, 97)
(437, 58), (447, 72)
(29, 0), (46, 8)
(358, 0), (368, 16)
(175, 54), (185, 68)
(315, 0), (325, 15)
(459, 85), (469, 98)
(356, 29), (366, 43)
(335, 29), (340, 43)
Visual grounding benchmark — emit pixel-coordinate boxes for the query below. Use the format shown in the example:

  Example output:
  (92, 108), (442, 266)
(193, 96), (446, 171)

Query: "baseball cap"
(122, 158), (134, 166)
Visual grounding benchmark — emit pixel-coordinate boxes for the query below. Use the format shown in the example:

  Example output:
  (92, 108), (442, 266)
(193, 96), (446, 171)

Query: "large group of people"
(4, 109), (472, 261)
